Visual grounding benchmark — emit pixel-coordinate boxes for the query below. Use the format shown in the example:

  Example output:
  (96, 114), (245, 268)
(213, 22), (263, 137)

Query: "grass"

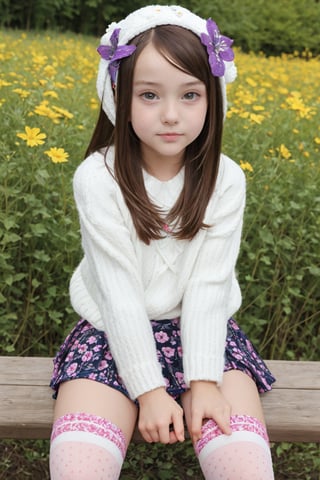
(0, 29), (319, 478)
(0, 439), (319, 479)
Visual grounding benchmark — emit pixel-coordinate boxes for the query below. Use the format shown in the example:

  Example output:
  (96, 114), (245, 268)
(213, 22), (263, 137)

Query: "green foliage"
(220, 48), (320, 362)
(238, 154), (320, 359)
(0, 158), (79, 354)
(1, 0), (320, 54)
(1, 439), (319, 479)
(0, 30), (99, 355)
(189, 0), (320, 55)
(0, 28), (319, 479)
(272, 442), (320, 479)
(0, 439), (50, 479)
(0, 119), (82, 355)
(1, 29), (319, 358)
(122, 441), (203, 479)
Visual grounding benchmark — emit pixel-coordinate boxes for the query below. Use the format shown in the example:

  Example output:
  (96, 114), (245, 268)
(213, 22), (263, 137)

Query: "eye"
(141, 92), (157, 100)
(183, 92), (199, 100)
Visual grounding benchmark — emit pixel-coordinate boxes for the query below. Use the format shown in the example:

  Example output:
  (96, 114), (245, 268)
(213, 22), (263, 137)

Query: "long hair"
(86, 25), (224, 244)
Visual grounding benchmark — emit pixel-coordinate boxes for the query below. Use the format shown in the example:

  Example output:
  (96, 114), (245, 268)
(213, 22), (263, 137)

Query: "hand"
(138, 387), (185, 444)
(189, 380), (232, 443)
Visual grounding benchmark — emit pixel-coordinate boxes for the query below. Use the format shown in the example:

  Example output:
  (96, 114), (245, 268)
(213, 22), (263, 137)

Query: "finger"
(139, 423), (158, 443)
(140, 429), (155, 443)
(191, 411), (203, 443)
(212, 411), (232, 435)
(172, 414), (185, 442)
(169, 430), (179, 444)
(158, 424), (170, 444)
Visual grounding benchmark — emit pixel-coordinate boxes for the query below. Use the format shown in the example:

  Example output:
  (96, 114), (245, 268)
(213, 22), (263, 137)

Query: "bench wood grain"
(0, 357), (319, 442)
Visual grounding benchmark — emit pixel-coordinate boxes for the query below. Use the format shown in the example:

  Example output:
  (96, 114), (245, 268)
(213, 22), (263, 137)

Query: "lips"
(158, 133), (183, 141)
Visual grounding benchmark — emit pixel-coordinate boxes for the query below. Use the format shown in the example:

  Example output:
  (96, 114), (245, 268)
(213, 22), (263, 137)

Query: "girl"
(49, 5), (275, 479)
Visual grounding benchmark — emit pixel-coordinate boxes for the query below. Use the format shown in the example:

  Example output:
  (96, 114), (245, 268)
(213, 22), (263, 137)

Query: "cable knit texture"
(70, 148), (246, 399)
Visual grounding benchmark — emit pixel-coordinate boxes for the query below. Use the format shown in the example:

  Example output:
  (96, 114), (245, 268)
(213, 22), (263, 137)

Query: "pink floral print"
(50, 317), (275, 402)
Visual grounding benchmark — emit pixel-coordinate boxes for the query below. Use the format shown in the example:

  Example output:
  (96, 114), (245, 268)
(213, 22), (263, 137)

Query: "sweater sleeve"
(73, 154), (166, 399)
(181, 158), (246, 386)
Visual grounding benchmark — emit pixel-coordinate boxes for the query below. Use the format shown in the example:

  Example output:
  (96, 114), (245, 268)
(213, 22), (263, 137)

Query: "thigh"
(53, 379), (138, 444)
(181, 370), (266, 434)
(220, 370), (266, 423)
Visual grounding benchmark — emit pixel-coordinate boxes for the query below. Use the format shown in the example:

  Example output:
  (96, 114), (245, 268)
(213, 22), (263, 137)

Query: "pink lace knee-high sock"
(50, 412), (127, 480)
(195, 415), (274, 480)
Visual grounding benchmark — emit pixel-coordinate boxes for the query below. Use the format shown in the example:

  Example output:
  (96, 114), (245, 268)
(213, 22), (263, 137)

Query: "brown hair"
(86, 25), (224, 244)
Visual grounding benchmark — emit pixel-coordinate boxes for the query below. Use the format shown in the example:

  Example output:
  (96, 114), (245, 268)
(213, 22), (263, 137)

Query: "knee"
(50, 413), (126, 480)
(195, 415), (274, 480)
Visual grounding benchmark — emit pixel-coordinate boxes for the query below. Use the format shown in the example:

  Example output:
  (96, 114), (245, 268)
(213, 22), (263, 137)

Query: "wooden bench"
(0, 357), (319, 443)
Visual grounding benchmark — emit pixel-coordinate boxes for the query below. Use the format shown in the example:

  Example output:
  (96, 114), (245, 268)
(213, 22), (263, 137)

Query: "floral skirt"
(50, 317), (275, 400)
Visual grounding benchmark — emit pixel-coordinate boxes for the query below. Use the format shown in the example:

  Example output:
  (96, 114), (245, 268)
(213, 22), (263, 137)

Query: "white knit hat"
(96, 4), (237, 125)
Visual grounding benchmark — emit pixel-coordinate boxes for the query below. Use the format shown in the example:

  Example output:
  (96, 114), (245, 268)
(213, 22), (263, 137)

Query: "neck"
(142, 155), (184, 181)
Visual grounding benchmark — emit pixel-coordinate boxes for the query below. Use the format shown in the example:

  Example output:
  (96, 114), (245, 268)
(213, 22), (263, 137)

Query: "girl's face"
(131, 43), (208, 179)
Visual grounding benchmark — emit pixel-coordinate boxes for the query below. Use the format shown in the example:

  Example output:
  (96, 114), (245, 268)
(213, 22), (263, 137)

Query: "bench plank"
(262, 389), (319, 442)
(0, 356), (53, 386)
(0, 356), (319, 442)
(265, 360), (320, 390)
(0, 385), (53, 439)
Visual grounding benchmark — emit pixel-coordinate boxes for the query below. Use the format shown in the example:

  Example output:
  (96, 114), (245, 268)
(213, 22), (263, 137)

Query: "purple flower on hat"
(200, 19), (234, 77)
(97, 28), (136, 85)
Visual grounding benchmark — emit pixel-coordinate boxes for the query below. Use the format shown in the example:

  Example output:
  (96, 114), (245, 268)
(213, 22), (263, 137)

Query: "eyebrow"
(133, 80), (204, 87)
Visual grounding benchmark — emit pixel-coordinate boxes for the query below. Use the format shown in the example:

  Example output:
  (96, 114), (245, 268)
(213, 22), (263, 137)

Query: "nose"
(161, 99), (179, 125)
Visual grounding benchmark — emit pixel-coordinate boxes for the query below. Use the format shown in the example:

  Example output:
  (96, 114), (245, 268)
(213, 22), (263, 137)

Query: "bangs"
(151, 25), (211, 84)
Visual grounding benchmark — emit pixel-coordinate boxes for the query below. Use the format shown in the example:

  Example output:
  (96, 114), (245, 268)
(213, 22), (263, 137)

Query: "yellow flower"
(246, 78), (257, 87)
(0, 79), (12, 87)
(278, 144), (291, 160)
(44, 90), (59, 98)
(283, 91), (315, 119)
(16, 126), (47, 147)
(278, 87), (289, 95)
(32, 54), (48, 66)
(34, 100), (61, 123)
(314, 137), (320, 145)
(240, 160), (254, 173)
(52, 106), (73, 119)
(250, 113), (265, 124)
(45, 147), (69, 163)
(54, 81), (68, 89)
(43, 65), (57, 78)
(252, 105), (265, 112)
(13, 88), (30, 99)
(90, 97), (99, 110)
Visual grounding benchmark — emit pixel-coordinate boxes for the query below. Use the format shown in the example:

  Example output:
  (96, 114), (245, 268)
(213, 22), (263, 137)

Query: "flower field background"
(0, 29), (319, 479)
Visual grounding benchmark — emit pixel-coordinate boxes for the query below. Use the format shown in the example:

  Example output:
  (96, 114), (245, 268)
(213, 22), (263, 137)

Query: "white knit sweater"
(70, 147), (246, 400)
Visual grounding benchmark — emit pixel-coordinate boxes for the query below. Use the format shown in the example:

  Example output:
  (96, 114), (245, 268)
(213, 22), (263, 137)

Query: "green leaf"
(1, 232), (21, 244)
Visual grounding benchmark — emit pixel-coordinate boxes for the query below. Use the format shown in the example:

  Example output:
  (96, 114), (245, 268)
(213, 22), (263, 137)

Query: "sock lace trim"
(51, 412), (127, 458)
(195, 414), (269, 455)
